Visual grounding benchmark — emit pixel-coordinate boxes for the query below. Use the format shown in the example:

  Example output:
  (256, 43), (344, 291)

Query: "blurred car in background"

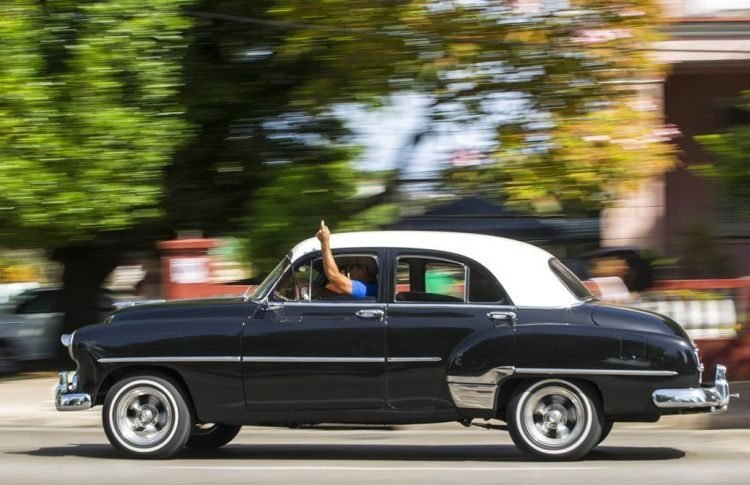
(0, 287), (115, 372)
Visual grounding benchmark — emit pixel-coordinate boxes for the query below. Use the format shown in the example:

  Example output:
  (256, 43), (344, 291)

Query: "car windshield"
(548, 258), (594, 301)
(248, 256), (291, 300)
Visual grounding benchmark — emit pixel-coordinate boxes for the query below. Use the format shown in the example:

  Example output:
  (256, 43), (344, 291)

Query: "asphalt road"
(0, 424), (749, 484)
(1, 376), (748, 484)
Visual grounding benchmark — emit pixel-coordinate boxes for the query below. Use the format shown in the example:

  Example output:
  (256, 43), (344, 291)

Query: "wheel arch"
(495, 376), (605, 419)
(95, 365), (196, 413)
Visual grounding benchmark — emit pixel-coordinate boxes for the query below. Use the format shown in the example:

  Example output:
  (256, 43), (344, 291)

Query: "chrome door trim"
(387, 357), (442, 363)
(388, 303), (517, 309)
(98, 356), (241, 364)
(281, 302), (386, 308)
(515, 367), (678, 377)
(242, 356), (385, 363)
(100, 355), (445, 364)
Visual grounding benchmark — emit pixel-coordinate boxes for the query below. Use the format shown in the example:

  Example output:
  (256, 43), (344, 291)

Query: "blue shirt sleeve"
(351, 280), (378, 298)
(351, 280), (366, 297)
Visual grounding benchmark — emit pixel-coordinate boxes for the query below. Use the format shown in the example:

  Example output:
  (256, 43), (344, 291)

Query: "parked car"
(0, 287), (114, 371)
(55, 232), (735, 460)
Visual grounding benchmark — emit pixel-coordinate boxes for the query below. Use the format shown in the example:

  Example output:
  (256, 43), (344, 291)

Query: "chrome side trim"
(281, 302), (387, 308)
(98, 356), (241, 364)
(388, 357), (442, 363)
(653, 364), (738, 412)
(242, 356), (384, 363)
(515, 367), (679, 377)
(447, 383), (499, 409)
(97, 356), (443, 364)
(446, 366), (515, 409)
(388, 303), (515, 309)
(445, 365), (679, 410)
(447, 366), (516, 385)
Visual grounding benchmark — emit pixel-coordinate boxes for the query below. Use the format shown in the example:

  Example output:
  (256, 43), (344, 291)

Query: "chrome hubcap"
(522, 385), (586, 449)
(115, 387), (173, 446)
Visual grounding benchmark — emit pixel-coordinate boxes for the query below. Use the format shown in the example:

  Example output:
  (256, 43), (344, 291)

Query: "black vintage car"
(55, 232), (735, 460)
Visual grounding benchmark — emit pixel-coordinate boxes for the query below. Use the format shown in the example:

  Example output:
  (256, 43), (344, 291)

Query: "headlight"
(60, 331), (77, 362)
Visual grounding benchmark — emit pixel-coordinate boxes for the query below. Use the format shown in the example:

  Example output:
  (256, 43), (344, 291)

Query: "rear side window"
(394, 255), (509, 304)
(549, 258), (593, 300)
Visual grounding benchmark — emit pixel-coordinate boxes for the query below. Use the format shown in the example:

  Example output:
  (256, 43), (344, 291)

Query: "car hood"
(590, 302), (693, 342)
(108, 297), (252, 323)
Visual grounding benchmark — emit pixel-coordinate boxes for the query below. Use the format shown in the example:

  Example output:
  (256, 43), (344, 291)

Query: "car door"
(242, 250), (388, 411)
(385, 250), (516, 410)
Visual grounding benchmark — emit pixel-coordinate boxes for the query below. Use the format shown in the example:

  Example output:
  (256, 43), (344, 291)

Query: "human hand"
(316, 219), (330, 244)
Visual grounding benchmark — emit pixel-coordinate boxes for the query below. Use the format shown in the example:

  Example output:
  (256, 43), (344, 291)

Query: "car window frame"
(393, 254), (468, 303)
(268, 249), (386, 304)
(389, 248), (512, 306)
(250, 256), (292, 301)
(548, 257), (594, 301)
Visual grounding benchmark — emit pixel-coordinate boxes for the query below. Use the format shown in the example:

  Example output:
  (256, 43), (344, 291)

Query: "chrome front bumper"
(55, 371), (92, 411)
(653, 364), (739, 412)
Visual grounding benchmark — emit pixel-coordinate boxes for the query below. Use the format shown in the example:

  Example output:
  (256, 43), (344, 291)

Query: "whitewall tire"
(507, 379), (603, 460)
(103, 374), (192, 459)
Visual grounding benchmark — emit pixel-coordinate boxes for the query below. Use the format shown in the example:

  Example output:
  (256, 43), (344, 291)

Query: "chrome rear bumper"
(653, 364), (739, 412)
(55, 371), (92, 411)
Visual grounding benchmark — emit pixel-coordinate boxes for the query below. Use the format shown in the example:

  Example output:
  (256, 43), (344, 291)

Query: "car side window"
(269, 254), (379, 302)
(394, 255), (509, 304)
(307, 254), (379, 302)
(468, 266), (508, 304)
(269, 266), (296, 302)
(394, 256), (466, 303)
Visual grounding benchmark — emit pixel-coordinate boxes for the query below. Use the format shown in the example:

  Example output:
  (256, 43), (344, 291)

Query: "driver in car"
(316, 220), (378, 298)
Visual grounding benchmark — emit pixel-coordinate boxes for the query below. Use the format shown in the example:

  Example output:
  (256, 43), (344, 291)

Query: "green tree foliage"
(0, 1), (192, 246)
(177, 1), (676, 271)
(169, 1), (426, 270)
(694, 92), (750, 207)
(420, 1), (677, 213)
(0, 1), (192, 335)
(244, 161), (357, 272)
(0, 1), (678, 320)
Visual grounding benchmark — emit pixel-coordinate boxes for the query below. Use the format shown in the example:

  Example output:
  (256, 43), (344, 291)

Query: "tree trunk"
(53, 244), (122, 338)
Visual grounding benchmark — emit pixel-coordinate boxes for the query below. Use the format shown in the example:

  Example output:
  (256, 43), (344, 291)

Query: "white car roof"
(289, 231), (580, 307)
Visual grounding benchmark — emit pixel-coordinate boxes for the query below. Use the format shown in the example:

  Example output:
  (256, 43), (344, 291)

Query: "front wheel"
(507, 379), (603, 460)
(186, 423), (241, 449)
(103, 374), (193, 459)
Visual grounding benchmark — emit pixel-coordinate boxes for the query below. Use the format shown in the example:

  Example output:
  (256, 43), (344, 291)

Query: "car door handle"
(355, 309), (384, 320)
(487, 311), (517, 325)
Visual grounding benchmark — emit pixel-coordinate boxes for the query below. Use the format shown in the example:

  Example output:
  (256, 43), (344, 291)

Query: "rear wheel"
(186, 423), (241, 449)
(103, 373), (192, 459)
(507, 379), (603, 460)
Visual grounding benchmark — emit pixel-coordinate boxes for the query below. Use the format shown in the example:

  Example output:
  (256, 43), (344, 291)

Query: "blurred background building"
(603, 0), (750, 276)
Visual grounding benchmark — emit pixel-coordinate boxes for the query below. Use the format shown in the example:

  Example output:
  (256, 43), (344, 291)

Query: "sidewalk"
(0, 373), (100, 428)
(0, 374), (747, 429)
